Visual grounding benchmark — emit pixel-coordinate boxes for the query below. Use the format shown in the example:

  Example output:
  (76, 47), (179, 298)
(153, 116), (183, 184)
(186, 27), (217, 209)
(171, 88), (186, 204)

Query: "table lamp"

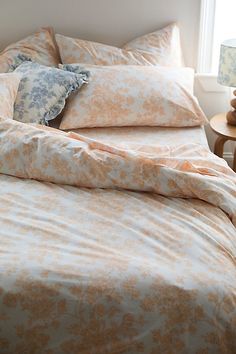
(218, 39), (236, 126)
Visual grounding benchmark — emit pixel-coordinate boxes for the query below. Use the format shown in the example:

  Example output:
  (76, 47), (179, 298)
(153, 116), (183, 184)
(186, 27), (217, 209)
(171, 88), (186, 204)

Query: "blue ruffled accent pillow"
(13, 61), (89, 124)
(8, 54), (32, 72)
(59, 64), (91, 78)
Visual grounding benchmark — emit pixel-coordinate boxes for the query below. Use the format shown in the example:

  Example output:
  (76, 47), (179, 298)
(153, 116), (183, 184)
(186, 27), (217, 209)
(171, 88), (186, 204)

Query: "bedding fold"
(0, 118), (236, 354)
(0, 119), (235, 225)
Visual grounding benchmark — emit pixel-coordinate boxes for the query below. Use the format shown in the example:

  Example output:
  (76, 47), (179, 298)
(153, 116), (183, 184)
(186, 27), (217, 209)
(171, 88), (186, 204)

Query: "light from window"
(212, 0), (236, 73)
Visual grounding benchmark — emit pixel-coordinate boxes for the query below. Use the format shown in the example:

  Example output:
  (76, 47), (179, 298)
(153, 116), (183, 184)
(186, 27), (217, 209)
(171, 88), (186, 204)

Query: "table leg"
(233, 148), (236, 172)
(214, 136), (228, 157)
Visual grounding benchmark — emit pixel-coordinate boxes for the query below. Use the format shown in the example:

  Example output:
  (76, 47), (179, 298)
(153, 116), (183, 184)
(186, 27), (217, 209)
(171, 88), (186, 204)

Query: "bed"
(66, 125), (208, 147)
(0, 1), (236, 353)
(0, 119), (235, 354)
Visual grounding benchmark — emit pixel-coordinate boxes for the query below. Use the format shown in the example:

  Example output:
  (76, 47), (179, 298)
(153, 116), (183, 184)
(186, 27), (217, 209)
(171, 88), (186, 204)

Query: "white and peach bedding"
(0, 27), (60, 73)
(65, 125), (209, 148)
(56, 23), (184, 67)
(59, 65), (207, 129)
(0, 73), (21, 120)
(0, 119), (236, 354)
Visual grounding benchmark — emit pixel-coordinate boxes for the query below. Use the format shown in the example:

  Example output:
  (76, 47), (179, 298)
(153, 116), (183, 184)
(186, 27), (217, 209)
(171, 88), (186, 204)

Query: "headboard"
(0, 0), (201, 69)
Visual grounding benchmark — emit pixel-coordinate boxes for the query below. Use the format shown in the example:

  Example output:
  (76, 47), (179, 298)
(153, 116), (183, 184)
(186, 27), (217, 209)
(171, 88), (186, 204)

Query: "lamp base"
(226, 111), (236, 126)
(226, 90), (236, 126)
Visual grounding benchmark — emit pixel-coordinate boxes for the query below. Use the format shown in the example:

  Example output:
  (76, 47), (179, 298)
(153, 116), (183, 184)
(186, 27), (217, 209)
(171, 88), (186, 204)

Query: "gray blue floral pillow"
(59, 64), (91, 78)
(8, 54), (32, 72)
(14, 61), (89, 124)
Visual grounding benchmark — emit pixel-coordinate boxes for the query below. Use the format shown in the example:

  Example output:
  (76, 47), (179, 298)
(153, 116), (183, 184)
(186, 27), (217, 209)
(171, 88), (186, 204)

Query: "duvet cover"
(0, 119), (235, 354)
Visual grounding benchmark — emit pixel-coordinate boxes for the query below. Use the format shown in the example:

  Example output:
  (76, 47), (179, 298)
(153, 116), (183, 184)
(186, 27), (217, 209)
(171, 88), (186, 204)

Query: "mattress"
(0, 119), (235, 354)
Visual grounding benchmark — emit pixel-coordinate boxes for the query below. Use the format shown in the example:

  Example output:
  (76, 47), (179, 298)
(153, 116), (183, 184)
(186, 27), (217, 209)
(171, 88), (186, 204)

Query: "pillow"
(0, 27), (60, 73)
(13, 62), (89, 125)
(0, 73), (21, 119)
(59, 64), (207, 130)
(56, 23), (184, 67)
(123, 23), (184, 67)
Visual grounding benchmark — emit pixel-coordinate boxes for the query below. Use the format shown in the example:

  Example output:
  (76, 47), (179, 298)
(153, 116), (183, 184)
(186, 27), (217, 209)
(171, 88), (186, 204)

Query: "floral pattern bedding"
(0, 27), (60, 73)
(59, 64), (206, 130)
(56, 23), (184, 67)
(0, 73), (21, 120)
(63, 125), (209, 148)
(13, 62), (88, 124)
(0, 119), (235, 354)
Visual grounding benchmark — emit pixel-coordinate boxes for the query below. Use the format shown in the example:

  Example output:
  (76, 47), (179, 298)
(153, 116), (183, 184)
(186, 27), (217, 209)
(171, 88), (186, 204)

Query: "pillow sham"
(13, 62), (89, 125)
(56, 23), (184, 67)
(123, 23), (183, 67)
(0, 73), (21, 120)
(0, 27), (60, 73)
(59, 64), (207, 130)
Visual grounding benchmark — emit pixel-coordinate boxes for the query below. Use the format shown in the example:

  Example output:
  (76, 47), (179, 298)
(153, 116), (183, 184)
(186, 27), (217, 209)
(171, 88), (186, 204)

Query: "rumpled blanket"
(0, 118), (235, 354)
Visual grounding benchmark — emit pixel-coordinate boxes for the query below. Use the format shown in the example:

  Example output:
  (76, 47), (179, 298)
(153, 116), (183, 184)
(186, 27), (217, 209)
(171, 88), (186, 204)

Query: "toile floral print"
(59, 64), (207, 129)
(0, 73), (21, 120)
(13, 62), (89, 124)
(0, 118), (235, 354)
(8, 54), (32, 72)
(60, 124), (209, 148)
(0, 27), (60, 73)
(122, 22), (184, 67)
(218, 41), (236, 87)
(56, 23), (184, 67)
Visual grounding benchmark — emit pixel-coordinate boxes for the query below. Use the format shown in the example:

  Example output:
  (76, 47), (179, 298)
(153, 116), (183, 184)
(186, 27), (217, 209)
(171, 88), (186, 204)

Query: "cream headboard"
(0, 0), (201, 68)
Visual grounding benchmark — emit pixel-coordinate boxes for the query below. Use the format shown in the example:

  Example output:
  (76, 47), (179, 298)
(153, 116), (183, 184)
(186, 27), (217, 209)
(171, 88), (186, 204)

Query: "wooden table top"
(210, 113), (236, 141)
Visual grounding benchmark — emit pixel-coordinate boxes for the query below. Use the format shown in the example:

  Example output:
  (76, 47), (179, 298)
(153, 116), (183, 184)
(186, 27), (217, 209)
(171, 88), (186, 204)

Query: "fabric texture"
(59, 64), (207, 129)
(218, 39), (236, 87)
(122, 22), (184, 67)
(0, 119), (235, 222)
(0, 73), (21, 120)
(0, 118), (235, 353)
(13, 62), (89, 124)
(56, 23), (184, 67)
(0, 27), (60, 73)
(63, 125), (209, 148)
(8, 54), (32, 72)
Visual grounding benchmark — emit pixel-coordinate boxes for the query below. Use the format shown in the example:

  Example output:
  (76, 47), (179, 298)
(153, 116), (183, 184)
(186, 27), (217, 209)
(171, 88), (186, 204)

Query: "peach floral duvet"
(0, 119), (235, 354)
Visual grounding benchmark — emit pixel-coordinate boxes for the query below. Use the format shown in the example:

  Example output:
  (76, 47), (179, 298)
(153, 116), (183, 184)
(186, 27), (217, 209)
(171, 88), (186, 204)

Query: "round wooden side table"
(210, 113), (236, 172)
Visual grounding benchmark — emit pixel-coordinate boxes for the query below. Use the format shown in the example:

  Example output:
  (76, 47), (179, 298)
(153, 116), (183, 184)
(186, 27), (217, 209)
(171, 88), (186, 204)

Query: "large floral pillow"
(13, 62), (89, 125)
(56, 23), (184, 67)
(0, 73), (21, 119)
(0, 27), (60, 73)
(122, 23), (183, 67)
(59, 64), (207, 130)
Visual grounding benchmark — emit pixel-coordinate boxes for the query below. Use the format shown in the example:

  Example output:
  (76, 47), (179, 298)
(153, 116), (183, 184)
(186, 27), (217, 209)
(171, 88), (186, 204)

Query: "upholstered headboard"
(0, 0), (201, 68)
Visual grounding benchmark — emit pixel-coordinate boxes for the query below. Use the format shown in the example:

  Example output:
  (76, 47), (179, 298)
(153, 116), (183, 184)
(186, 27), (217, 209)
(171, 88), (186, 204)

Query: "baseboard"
(223, 152), (234, 168)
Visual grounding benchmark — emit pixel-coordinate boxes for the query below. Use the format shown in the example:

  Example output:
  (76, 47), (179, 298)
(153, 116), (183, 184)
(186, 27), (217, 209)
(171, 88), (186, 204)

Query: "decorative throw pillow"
(59, 64), (207, 130)
(13, 62), (89, 124)
(56, 23), (184, 67)
(0, 73), (21, 119)
(0, 27), (60, 73)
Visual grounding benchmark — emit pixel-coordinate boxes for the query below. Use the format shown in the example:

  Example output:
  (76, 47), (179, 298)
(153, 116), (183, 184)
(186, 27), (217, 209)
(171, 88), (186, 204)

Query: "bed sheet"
(64, 125), (209, 148)
(0, 119), (235, 354)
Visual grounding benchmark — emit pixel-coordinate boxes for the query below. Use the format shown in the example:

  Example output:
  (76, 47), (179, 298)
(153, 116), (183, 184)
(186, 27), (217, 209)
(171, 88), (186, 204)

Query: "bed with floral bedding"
(0, 25), (236, 354)
(0, 118), (235, 354)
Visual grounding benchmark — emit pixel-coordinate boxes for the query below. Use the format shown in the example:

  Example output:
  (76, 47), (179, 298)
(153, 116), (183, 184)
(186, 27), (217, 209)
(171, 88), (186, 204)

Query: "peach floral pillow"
(123, 23), (184, 67)
(59, 64), (207, 129)
(0, 73), (21, 119)
(56, 23), (184, 67)
(0, 27), (60, 73)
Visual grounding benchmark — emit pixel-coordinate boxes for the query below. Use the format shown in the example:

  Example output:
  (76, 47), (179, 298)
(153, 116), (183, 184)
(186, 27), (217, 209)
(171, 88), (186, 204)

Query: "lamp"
(218, 38), (236, 126)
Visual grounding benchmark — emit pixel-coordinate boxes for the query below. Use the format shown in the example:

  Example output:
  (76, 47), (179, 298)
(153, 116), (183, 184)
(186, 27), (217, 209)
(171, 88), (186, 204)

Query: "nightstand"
(210, 113), (236, 172)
